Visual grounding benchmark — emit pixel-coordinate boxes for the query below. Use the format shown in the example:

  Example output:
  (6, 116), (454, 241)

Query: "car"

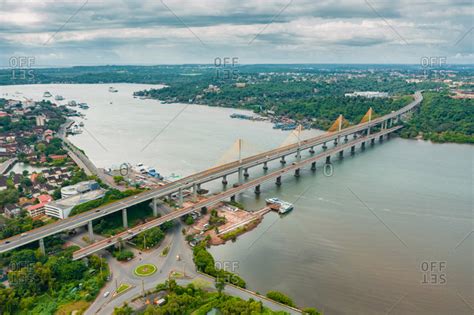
(127, 229), (133, 234)
(20, 233), (27, 237)
(95, 209), (101, 213)
(5, 241), (10, 244)
(292, 162), (297, 165)
(134, 196), (138, 199)
(107, 239), (112, 243)
(103, 291), (110, 298)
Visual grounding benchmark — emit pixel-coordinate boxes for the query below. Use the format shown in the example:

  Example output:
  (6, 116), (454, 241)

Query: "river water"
(1, 84), (472, 315)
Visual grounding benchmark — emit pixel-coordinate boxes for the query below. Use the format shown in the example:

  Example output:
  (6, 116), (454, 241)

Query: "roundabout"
(134, 263), (157, 277)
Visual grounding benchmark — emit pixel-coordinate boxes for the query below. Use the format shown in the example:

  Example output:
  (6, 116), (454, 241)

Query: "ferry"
(108, 87), (118, 93)
(43, 91), (52, 98)
(55, 95), (64, 101)
(265, 197), (294, 214)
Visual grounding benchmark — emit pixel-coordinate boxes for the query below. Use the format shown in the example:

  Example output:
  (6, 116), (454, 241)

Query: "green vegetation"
(193, 243), (246, 288)
(266, 291), (296, 307)
(0, 248), (109, 315)
(400, 92), (474, 143)
(161, 245), (170, 256)
(70, 188), (143, 216)
(114, 279), (289, 314)
(220, 219), (259, 242)
(133, 227), (165, 250)
(134, 264), (157, 277)
(0, 211), (46, 240)
(116, 283), (132, 295)
(208, 209), (226, 226)
(113, 250), (134, 261)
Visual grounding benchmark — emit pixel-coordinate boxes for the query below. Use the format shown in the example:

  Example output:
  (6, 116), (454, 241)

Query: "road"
(0, 91), (422, 253)
(86, 222), (302, 315)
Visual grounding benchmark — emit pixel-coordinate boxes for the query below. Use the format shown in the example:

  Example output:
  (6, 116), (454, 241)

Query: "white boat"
(266, 197), (294, 214)
(108, 87), (118, 93)
(79, 122), (84, 127)
(78, 103), (89, 109)
(43, 91), (52, 98)
(55, 95), (64, 101)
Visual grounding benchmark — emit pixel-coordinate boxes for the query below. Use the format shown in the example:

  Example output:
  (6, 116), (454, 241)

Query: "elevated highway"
(0, 92), (422, 254)
(72, 126), (402, 260)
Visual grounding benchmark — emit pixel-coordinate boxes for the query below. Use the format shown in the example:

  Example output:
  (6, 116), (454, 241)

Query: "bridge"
(0, 91), (422, 256)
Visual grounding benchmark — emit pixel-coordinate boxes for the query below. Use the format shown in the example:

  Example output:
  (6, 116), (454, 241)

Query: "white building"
(61, 180), (100, 198)
(344, 91), (389, 98)
(45, 189), (105, 219)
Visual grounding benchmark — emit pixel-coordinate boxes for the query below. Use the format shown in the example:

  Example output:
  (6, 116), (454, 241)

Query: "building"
(45, 189), (105, 219)
(3, 204), (21, 218)
(61, 180), (100, 198)
(344, 91), (389, 98)
(25, 194), (53, 218)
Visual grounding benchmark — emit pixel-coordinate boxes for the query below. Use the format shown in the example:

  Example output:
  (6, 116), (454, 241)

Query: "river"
(1, 83), (472, 315)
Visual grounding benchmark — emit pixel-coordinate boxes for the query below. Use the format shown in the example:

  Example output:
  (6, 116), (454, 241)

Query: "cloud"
(0, 0), (472, 65)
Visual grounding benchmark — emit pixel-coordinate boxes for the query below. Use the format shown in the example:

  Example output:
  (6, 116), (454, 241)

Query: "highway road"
(73, 126), (402, 259)
(0, 91), (421, 253)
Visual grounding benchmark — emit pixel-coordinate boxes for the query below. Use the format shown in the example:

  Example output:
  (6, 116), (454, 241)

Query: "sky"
(0, 0), (473, 66)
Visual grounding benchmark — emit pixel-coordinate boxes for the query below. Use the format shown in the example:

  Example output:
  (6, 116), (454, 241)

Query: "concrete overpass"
(0, 92), (422, 254)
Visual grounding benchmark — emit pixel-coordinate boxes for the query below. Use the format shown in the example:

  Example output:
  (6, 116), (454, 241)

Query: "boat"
(79, 121), (84, 127)
(266, 197), (294, 214)
(108, 87), (118, 93)
(55, 95), (64, 101)
(68, 100), (77, 107)
(78, 103), (89, 109)
(43, 91), (52, 98)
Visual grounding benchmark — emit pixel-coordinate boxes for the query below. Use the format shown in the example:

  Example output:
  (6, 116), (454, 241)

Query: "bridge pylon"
(360, 107), (374, 124)
(328, 115), (349, 132)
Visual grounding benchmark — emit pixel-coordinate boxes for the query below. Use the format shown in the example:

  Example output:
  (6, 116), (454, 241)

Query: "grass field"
(116, 283), (132, 295)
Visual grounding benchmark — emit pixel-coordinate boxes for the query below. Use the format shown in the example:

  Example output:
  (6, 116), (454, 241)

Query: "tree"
(215, 277), (226, 295)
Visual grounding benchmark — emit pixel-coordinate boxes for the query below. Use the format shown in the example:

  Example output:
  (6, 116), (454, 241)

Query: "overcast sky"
(1, 0), (473, 66)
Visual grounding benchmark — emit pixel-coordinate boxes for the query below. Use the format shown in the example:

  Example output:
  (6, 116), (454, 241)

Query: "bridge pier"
(351, 146), (355, 154)
(152, 197), (158, 216)
(296, 148), (301, 159)
(353, 133), (357, 139)
(39, 238), (45, 255)
(276, 176), (282, 186)
(367, 126), (371, 136)
(263, 162), (268, 171)
(344, 135), (348, 143)
(311, 161), (316, 171)
(326, 156), (331, 164)
(371, 138), (375, 145)
(361, 142), (366, 150)
(238, 167), (243, 183)
(339, 150), (344, 158)
(309, 146), (315, 154)
(192, 183), (198, 201)
(280, 156), (286, 164)
(88, 220), (94, 242)
(122, 208), (128, 228)
(222, 175), (228, 185)
(244, 168), (249, 178)
(294, 168), (300, 177)
(334, 138), (338, 146)
(254, 184), (261, 195)
(178, 188), (183, 206)
(379, 134), (384, 142)
(322, 142), (327, 150)
(230, 195), (236, 202)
